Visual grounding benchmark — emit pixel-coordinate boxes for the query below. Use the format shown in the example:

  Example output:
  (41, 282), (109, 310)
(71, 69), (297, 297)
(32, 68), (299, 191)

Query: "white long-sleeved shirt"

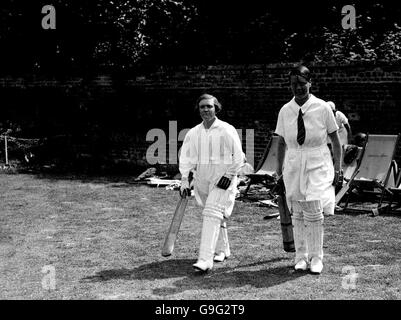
(179, 117), (244, 184)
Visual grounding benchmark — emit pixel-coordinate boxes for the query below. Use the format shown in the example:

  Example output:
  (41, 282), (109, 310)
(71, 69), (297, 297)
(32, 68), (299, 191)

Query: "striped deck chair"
(342, 134), (400, 215)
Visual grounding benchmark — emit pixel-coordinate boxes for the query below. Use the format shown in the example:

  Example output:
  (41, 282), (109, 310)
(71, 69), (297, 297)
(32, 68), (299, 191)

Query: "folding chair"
(386, 161), (401, 214)
(386, 160), (398, 189)
(243, 135), (279, 196)
(342, 144), (364, 181)
(342, 134), (400, 215)
(335, 143), (365, 205)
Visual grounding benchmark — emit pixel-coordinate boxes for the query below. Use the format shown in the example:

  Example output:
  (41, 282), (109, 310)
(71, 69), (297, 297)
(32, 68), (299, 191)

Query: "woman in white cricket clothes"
(179, 93), (244, 273)
(275, 65), (343, 274)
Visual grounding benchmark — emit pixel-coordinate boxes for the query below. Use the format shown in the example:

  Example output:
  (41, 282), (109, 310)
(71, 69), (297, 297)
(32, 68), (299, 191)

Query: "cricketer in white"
(179, 94), (245, 272)
(275, 65), (342, 274)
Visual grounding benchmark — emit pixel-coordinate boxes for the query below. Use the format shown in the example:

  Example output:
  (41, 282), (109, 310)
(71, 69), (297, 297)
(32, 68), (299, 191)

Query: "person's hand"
(216, 174), (232, 190)
(332, 169), (344, 188)
(272, 171), (282, 181)
(180, 178), (191, 198)
(273, 173), (284, 195)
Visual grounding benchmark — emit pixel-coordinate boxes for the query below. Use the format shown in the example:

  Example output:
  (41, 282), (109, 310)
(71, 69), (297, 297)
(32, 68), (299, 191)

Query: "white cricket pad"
(305, 219), (324, 262)
(194, 215), (222, 271)
(298, 199), (322, 213)
(292, 217), (308, 264)
(215, 221), (230, 258)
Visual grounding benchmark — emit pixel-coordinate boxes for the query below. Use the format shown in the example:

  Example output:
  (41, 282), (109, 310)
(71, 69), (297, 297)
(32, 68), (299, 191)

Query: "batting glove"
(180, 178), (191, 198)
(332, 169), (344, 188)
(216, 174), (233, 190)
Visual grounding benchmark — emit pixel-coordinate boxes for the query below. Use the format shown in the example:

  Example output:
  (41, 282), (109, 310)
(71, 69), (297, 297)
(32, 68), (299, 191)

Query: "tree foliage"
(282, 3), (401, 63)
(1, 1), (401, 75)
(0, 0), (198, 73)
(84, 0), (198, 69)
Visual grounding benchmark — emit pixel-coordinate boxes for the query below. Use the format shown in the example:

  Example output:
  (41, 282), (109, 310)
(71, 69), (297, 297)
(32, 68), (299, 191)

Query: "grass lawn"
(0, 173), (400, 300)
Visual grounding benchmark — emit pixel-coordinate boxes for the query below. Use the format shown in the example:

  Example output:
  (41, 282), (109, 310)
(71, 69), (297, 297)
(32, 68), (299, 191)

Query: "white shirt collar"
(289, 94), (316, 115)
(201, 116), (220, 130)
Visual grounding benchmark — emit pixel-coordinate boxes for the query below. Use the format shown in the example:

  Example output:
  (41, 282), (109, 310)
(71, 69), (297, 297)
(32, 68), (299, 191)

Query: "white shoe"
(310, 257), (323, 274)
(294, 260), (308, 271)
(193, 259), (212, 272)
(213, 252), (227, 262)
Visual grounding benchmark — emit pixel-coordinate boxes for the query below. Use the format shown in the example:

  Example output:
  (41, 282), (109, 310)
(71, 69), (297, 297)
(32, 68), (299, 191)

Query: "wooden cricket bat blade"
(277, 195), (295, 253)
(161, 196), (188, 257)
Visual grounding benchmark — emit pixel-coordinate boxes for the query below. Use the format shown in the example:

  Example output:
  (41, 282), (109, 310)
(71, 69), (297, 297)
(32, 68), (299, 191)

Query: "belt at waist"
(287, 144), (328, 152)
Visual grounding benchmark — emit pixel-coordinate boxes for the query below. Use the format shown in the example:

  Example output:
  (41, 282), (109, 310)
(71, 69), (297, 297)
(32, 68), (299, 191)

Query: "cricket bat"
(335, 169), (360, 206)
(275, 178), (295, 253)
(269, 176), (295, 252)
(161, 190), (190, 257)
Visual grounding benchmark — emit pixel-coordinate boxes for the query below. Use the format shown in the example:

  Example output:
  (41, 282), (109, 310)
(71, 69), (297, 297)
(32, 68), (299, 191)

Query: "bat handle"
(180, 188), (191, 198)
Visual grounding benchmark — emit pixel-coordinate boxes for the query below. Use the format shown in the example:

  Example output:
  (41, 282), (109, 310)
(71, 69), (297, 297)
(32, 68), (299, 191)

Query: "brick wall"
(1, 62), (401, 170)
(126, 62), (401, 168)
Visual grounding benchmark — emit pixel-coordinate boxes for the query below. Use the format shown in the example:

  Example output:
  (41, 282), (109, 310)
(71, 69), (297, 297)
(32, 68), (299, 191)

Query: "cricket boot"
(214, 221), (231, 262)
(299, 200), (324, 274)
(193, 215), (221, 272)
(292, 208), (309, 271)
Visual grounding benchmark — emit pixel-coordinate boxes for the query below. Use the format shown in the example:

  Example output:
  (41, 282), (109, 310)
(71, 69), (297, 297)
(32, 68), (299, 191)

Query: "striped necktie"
(297, 108), (305, 145)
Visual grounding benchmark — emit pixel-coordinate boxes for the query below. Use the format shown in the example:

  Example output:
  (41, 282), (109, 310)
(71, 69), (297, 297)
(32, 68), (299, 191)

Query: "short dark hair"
(289, 65), (311, 82)
(195, 93), (222, 113)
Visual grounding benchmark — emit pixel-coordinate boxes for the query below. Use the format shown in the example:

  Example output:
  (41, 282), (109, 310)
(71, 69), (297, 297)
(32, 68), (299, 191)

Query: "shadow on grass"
(81, 259), (196, 282)
(81, 257), (307, 296)
(154, 265), (306, 297)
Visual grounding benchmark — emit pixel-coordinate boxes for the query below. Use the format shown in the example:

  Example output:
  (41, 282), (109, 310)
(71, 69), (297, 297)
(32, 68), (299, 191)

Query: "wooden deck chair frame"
(342, 144), (364, 181)
(336, 137), (368, 206)
(386, 162), (401, 214)
(386, 160), (399, 189)
(243, 135), (278, 196)
(342, 133), (400, 216)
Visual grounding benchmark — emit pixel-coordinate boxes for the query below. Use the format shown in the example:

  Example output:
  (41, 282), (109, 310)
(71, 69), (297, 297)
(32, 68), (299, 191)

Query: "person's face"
(290, 75), (311, 101)
(198, 98), (216, 122)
